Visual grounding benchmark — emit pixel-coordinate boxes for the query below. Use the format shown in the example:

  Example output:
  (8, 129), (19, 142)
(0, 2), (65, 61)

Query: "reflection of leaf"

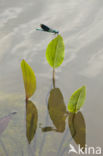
(21, 60), (36, 100)
(0, 112), (16, 135)
(68, 112), (86, 150)
(47, 88), (67, 132)
(68, 86), (86, 113)
(26, 100), (38, 143)
(46, 35), (65, 68)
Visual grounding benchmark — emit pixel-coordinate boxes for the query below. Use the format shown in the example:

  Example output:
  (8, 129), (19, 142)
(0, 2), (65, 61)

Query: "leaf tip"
(20, 59), (36, 99)
(68, 85), (86, 113)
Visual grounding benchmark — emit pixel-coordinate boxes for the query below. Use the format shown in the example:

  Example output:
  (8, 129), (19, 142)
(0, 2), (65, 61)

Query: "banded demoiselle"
(36, 24), (59, 34)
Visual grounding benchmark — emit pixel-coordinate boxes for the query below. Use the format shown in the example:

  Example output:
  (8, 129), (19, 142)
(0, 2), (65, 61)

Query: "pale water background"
(0, 0), (103, 156)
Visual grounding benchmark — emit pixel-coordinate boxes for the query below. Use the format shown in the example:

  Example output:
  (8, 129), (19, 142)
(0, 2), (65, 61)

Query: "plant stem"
(53, 68), (55, 88)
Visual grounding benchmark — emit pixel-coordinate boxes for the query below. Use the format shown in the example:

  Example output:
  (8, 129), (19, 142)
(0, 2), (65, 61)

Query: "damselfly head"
(40, 24), (50, 31)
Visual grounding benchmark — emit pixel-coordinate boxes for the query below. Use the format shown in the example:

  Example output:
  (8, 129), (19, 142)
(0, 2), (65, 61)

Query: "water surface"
(0, 0), (103, 155)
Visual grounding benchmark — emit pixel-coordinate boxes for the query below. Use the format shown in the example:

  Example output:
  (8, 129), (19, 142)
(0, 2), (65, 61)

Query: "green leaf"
(26, 100), (38, 143)
(68, 112), (86, 151)
(68, 86), (86, 113)
(46, 35), (65, 68)
(21, 59), (36, 100)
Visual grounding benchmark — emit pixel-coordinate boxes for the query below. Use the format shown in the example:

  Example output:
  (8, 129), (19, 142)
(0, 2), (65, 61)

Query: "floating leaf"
(21, 60), (36, 100)
(46, 35), (65, 68)
(26, 100), (38, 143)
(68, 112), (86, 151)
(41, 88), (68, 132)
(68, 86), (86, 113)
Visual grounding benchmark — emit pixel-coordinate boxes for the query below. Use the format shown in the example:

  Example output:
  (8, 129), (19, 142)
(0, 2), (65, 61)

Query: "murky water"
(0, 0), (103, 155)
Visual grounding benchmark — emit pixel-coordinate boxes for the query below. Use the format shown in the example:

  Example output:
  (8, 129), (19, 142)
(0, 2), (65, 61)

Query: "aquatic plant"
(46, 35), (65, 68)
(21, 59), (36, 100)
(46, 34), (65, 86)
(68, 112), (86, 151)
(20, 32), (86, 150)
(68, 86), (86, 113)
(26, 100), (38, 143)
(46, 35), (86, 113)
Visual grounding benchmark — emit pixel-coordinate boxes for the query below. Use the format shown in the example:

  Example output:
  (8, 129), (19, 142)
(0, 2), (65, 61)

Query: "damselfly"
(36, 24), (59, 34)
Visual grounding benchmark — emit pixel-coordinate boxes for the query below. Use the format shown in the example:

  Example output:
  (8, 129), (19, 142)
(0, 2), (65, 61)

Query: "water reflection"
(0, 112), (16, 136)
(0, 112), (16, 156)
(26, 100), (38, 144)
(68, 112), (86, 151)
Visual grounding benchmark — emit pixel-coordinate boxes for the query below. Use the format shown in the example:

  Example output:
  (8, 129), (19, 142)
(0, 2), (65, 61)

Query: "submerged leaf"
(21, 60), (36, 100)
(46, 35), (65, 68)
(41, 88), (68, 133)
(68, 112), (86, 151)
(26, 100), (38, 143)
(68, 86), (86, 113)
(0, 112), (16, 135)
